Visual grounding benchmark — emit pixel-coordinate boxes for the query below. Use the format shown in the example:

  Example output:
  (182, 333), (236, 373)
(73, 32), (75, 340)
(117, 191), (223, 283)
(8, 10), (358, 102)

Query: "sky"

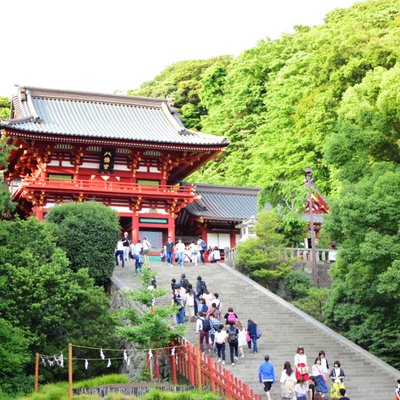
(1, 0), (361, 98)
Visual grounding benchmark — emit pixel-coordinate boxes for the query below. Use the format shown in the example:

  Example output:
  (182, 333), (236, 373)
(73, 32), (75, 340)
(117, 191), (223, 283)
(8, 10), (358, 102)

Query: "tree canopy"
(129, 0), (400, 367)
(0, 218), (120, 386)
(47, 201), (121, 285)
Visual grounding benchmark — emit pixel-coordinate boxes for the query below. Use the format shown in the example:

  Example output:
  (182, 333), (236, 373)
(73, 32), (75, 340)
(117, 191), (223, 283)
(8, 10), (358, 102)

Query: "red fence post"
(154, 352), (160, 380)
(171, 350), (177, 384)
(225, 369), (232, 399)
(208, 357), (216, 393)
(188, 344), (195, 386)
(195, 341), (202, 391)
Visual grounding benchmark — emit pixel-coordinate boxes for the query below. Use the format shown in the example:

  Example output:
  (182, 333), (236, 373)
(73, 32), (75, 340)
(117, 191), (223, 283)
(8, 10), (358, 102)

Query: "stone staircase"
(112, 261), (399, 399)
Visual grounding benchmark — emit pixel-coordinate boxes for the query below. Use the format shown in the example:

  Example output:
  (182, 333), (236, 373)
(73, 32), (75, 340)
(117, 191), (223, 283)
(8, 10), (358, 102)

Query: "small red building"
(0, 86), (229, 249)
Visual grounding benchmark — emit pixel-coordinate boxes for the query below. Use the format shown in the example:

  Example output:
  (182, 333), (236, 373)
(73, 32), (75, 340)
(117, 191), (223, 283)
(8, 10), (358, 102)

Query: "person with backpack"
(280, 361), (296, 400)
(196, 312), (212, 353)
(226, 322), (240, 366)
(224, 307), (238, 325)
(197, 236), (207, 263)
(214, 324), (227, 366)
(179, 273), (190, 289)
(196, 276), (207, 300)
(247, 319), (259, 353)
(258, 354), (275, 400)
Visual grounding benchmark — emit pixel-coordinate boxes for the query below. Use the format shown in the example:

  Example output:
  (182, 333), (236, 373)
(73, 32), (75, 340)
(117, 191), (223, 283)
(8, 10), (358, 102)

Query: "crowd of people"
(258, 346), (351, 400)
(162, 236), (221, 266)
(170, 273), (262, 368)
(116, 232), (399, 400)
(115, 232), (151, 273)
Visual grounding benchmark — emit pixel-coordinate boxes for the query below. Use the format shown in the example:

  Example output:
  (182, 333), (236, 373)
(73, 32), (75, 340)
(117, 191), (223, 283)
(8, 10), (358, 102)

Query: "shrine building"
(0, 86), (267, 253)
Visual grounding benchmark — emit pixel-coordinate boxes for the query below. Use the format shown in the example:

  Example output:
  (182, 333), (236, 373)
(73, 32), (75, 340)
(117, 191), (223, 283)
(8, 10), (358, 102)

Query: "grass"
(14, 375), (218, 400)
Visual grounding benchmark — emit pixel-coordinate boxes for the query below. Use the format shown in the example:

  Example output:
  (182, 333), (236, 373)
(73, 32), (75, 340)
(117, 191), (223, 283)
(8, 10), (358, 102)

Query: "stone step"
(112, 261), (399, 400)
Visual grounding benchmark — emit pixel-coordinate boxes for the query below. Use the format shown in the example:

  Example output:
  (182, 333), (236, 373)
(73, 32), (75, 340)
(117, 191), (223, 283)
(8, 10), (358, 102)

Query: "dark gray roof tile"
(1, 86), (228, 147)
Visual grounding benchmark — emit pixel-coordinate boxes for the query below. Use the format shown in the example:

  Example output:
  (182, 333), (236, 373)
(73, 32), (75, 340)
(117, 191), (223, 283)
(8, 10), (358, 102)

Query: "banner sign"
(99, 148), (115, 173)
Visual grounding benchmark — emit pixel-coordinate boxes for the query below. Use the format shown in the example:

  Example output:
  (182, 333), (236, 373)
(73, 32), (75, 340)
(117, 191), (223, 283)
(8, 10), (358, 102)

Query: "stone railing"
(224, 247), (337, 269)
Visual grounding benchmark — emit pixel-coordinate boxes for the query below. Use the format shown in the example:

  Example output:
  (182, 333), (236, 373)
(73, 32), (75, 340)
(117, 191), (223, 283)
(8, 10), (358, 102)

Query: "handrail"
(21, 177), (195, 195)
(174, 337), (263, 400)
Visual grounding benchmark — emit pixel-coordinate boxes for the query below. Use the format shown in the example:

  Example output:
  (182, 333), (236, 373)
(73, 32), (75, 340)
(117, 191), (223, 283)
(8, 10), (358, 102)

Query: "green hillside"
(131, 0), (400, 193)
(130, 0), (400, 368)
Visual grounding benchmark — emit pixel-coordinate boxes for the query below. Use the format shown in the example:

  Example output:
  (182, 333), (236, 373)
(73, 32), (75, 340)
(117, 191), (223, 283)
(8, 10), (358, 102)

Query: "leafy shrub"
(283, 270), (312, 300)
(294, 288), (330, 320)
(47, 202), (120, 285)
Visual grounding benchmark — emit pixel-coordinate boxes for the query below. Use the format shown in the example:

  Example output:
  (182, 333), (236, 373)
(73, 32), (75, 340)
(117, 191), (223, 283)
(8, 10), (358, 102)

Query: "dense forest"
(130, 0), (400, 368)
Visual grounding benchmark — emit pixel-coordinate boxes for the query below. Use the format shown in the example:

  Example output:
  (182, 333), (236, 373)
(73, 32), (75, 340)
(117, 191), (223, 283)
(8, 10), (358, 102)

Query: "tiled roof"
(187, 184), (272, 222)
(0, 86), (228, 147)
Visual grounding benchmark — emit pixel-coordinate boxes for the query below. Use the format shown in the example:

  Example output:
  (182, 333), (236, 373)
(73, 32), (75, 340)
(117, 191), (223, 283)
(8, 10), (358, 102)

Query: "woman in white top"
(294, 346), (309, 381)
(214, 325), (226, 365)
(318, 350), (329, 376)
(188, 241), (199, 265)
(210, 246), (221, 263)
(329, 360), (345, 400)
(236, 320), (247, 358)
(311, 357), (328, 396)
(184, 288), (195, 322)
(280, 361), (296, 400)
(202, 289), (214, 308)
(294, 377), (308, 400)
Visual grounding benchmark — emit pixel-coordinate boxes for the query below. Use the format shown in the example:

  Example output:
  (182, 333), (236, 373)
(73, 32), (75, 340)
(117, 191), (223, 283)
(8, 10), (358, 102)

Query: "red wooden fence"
(171, 338), (263, 400)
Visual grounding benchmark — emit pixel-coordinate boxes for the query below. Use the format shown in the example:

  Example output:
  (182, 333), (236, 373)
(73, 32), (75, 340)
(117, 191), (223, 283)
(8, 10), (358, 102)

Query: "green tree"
(237, 210), (293, 289)
(0, 218), (120, 382)
(323, 164), (400, 368)
(0, 96), (11, 119)
(47, 201), (120, 285)
(119, 267), (185, 351)
(0, 136), (16, 219)
(129, 57), (232, 130)
(0, 317), (31, 395)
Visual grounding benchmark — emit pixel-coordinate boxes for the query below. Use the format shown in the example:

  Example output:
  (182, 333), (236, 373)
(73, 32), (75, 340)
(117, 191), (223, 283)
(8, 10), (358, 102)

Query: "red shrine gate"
(1, 87), (228, 245)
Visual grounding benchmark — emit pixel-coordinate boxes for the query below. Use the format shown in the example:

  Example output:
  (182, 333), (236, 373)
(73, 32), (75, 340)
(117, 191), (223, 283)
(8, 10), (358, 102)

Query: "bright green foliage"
(294, 287), (330, 321)
(237, 210), (294, 288)
(0, 318), (32, 395)
(0, 96), (10, 119)
(128, 57), (232, 130)
(119, 267), (185, 351)
(0, 218), (120, 383)
(0, 137), (16, 219)
(283, 270), (312, 300)
(47, 202), (120, 285)
(323, 164), (400, 368)
(129, 267), (166, 307)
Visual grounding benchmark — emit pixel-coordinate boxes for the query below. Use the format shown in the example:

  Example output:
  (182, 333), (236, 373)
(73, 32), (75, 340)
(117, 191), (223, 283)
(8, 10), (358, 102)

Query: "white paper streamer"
(127, 357), (131, 365)
(106, 358), (111, 368)
(100, 348), (105, 360)
(123, 349), (128, 363)
(171, 346), (176, 356)
(148, 349), (153, 359)
(41, 357), (47, 366)
(85, 359), (89, 370)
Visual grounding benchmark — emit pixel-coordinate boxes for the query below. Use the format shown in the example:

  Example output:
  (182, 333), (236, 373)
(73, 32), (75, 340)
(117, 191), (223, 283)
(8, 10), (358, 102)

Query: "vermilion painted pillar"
(131, 213), (139, 244)
(230, 232), (236, 249)
(34, 206), (44, 220)
(168, 214), (175, 242)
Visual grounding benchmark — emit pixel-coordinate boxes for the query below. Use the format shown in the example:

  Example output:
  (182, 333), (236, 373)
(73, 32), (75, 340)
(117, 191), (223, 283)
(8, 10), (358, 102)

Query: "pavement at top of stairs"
(112, 260), (400, 400)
